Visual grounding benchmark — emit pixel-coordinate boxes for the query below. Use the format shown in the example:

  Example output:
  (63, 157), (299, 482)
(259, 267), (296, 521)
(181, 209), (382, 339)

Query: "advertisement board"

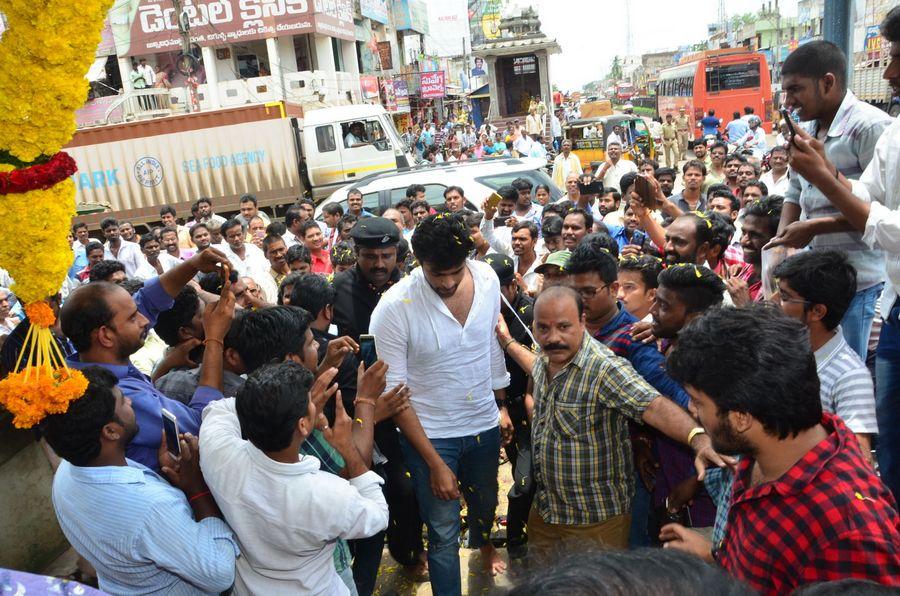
(393, 78), (410, 112)
(360, 0), (389, 24)
(419, 71), (445, 98)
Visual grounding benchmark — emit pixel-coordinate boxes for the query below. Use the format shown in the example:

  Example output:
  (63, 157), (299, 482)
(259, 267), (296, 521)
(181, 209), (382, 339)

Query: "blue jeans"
(876, 298), (900, 501)
(840, 283), (883, 360)
(628, 469), (652, 548)
(400, 427), (501, 596)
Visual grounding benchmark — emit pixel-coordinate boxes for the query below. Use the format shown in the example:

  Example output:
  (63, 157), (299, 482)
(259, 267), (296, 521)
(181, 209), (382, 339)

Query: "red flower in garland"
(0, 152), (78, 194)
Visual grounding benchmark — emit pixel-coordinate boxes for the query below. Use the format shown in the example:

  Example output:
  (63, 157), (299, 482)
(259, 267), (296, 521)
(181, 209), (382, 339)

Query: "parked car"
(315, 157), (563, 218)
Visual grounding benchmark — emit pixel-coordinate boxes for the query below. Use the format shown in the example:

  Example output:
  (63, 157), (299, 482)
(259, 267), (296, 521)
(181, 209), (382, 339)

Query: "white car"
(314, 157), (562, 218)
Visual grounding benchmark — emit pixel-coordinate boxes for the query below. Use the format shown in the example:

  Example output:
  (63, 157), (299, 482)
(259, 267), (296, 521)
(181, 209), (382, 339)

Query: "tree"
(610, 55), (623, 81)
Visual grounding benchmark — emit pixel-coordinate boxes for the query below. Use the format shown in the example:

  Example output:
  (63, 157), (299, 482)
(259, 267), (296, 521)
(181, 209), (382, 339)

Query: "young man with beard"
(189, 223), (212, 252)
(42, 367), (239, 595)
(654, 167), (677, 198)
(160, 226), (194, 261)
(510, 221), (540, 293)
(671, 160), (707, 215)
(300, 221), (332, 274)
(101, 218), (145, 279)
(723, 154), (746, 198)
(480, 185), (519, 257)
(487, 254), (536, 559)
(702, 142), (728, 193)
(159, 206), (193, 250)
(509, 286), (727, 553)
(660, 306), (900, 594)
(725, 195), (783, 306)
(136, 235), (180, 279)
(736, 163), (759, 203)
(60, 249), (233, 471)
(617, 254), (663, 321)
(370, 214), (512, 590)
(511, 177), (542, 226)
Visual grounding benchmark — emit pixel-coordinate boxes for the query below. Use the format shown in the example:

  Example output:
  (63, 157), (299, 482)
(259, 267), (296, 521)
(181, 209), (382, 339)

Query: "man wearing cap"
(595, 140), (638, 192)
(535, 250), (572, 292)
(331, 217), (428, 575)
(674, 108), (692, 160)
(486, 253), (536, 558)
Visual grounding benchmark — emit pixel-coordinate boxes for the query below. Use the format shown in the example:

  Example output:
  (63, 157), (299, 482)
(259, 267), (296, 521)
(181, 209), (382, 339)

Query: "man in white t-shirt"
(370, 214), (512, 593)
(596, 140), (638, 192)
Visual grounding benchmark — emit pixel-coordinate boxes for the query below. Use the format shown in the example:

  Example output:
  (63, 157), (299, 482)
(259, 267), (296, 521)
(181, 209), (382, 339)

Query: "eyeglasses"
(574, 283), (610, 299)
(772, 290), (811, 306)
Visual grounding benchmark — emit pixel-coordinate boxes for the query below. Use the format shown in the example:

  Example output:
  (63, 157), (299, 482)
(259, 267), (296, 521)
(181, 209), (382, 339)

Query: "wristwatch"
(687, 427), (707, 446)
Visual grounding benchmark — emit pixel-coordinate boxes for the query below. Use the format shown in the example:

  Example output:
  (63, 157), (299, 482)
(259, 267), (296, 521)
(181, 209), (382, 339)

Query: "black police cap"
(484, 253), (515, 286)
(350, 216), (400, 248)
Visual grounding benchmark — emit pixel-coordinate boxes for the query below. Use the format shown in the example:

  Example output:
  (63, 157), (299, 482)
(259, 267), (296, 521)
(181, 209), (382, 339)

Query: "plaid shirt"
(531, 331), (657, 525)
(719, 413), (900, 594)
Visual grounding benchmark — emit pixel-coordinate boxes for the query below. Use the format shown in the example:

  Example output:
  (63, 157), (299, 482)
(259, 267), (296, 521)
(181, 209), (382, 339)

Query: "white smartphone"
(161, 408), (181, 458)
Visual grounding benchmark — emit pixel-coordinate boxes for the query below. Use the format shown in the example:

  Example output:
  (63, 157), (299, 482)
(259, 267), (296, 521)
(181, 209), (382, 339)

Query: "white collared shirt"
(103, 240), (145, 278)
(513, 254), (541, 293)
(601, 158), (638, 192)
(852, 116), (900, 315)
(133, 253), (181, 280)
(370, 260), (510, 439)
(200, 399), (388, 595)
(759, 169), (791, 196)
(480, 217), (513, 257)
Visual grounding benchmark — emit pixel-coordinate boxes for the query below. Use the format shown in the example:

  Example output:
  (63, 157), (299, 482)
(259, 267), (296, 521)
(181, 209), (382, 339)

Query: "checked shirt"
(531, 331), (657, 525)
(718, 413), (900, 594)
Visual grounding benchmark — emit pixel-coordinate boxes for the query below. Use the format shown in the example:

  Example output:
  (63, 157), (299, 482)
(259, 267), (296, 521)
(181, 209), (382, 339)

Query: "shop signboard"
(419, 70), (445, 98)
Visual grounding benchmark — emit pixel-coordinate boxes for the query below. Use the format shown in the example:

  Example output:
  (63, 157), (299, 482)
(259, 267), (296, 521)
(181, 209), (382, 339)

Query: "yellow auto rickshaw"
(564, 114), (656, 169)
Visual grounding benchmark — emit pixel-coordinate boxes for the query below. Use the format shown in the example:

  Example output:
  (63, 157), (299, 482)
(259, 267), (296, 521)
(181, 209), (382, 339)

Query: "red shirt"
(719, 413), (900, 594)
(309, 249), (333, 274)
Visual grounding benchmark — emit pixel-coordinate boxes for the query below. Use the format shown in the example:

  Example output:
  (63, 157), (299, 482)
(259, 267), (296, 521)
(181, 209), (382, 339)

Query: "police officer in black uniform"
(486, 253), (536, 559)
(331, 216), (427, 579)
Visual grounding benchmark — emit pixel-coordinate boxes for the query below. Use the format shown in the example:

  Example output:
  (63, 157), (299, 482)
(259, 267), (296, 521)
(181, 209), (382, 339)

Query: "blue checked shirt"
(52, 460), (238, 595)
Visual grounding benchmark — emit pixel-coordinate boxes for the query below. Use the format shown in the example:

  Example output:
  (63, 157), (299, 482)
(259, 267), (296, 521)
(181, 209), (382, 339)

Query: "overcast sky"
(529, 0), (800, 91)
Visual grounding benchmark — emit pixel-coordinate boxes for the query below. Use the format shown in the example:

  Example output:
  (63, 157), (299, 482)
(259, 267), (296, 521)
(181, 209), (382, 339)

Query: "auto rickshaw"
(564, 114), (656, 169)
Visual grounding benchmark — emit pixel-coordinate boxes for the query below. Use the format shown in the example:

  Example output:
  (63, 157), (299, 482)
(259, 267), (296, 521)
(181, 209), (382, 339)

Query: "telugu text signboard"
(419, 71), (445, 99)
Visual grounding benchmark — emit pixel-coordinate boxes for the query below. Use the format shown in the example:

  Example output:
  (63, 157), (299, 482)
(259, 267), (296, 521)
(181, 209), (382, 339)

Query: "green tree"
(610, 55), (623, 81)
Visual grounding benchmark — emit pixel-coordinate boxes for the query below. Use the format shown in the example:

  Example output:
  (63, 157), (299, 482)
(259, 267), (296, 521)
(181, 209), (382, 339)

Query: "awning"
(85, 56), (108, 82)
(468, 84), (490, 99)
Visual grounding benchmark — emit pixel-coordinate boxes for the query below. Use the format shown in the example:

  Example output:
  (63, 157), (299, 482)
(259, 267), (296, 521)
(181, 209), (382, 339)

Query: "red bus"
(615, 82), (636, 101)
(657, 48), (773, 135)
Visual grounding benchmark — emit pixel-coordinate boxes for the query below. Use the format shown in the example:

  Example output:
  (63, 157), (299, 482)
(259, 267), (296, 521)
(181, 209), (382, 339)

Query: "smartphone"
(633, 175), (660, 210)
(484, 191), (503, 211)
(780, 108), (798, 143)
(358, 334), (377, 367)
(161, 408), (181, 458)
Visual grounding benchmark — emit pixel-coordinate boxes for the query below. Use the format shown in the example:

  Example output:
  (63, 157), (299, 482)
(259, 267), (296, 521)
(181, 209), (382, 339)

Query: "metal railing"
(104, 88), (174, 124)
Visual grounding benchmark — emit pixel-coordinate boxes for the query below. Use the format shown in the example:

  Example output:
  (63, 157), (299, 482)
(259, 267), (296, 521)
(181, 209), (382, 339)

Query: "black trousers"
(504, 395), (535, 547)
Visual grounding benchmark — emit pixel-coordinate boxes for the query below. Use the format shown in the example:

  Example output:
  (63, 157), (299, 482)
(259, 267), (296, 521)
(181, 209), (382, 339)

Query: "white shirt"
(550, 115), (562, 138)
(103, 240), (145, 278)
(133, 253), (181, 280)
(601, 158), (638, 192)
(199, 399), (388, 596)
(481, 218), (513, 257)
(513, 254), (541, 293)
(219, 242), (269, 280)
(759, 169), (791, 196)
(370, 260), (510, 439)
(344, 132), (363, 147)
(552, 153), (582, 187)
(137, 64), (155, 85)
(853, 116), (900, 315)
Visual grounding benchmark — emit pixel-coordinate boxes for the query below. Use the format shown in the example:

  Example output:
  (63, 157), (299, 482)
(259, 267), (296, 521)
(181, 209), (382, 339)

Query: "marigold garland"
(0, 0), (114, 427)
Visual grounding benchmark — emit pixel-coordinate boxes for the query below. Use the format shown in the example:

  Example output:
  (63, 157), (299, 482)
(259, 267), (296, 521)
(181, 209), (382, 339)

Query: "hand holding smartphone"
(780, 108), (798, 144)
(161, 408), (181, 458)
(634, 175), (661, 210)
(483, 191), (502, 211)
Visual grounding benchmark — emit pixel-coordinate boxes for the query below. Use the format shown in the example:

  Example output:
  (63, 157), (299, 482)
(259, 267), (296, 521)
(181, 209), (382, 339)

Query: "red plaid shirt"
(718, 413), (900, 594)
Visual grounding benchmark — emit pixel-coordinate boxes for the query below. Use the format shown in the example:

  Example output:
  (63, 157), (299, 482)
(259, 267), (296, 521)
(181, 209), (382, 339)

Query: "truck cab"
(302, 104), (412, 190)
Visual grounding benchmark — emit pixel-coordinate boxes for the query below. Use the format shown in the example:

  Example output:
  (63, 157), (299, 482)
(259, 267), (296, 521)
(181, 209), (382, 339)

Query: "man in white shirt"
(759, 145), (791, 196)
(100, 217), (145, 278)
(135, 235), (181, 279)
(137, 59), (155, 86)
(370, 214), (512, 593)
(551, 139), (583, 188)
(200, 360), (389, 594)
(236, 194), (271, 229)
(550, 111), (563, 151)
(595, 140), (638, 192)
(218, 218), (270, 285)
(345, 121), (368, 148)
(782, 4), (900, 503)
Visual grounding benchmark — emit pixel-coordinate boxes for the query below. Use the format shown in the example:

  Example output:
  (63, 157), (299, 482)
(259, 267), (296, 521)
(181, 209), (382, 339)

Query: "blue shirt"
(52, 459), (238, 595)
(70, 244), (89, 279)
(725, 119), (749, 142)
(66, 277), (225, 471)
(700, 116), (721, 136)
(594, 304), (690, 408)
(606, 224), (650, 253)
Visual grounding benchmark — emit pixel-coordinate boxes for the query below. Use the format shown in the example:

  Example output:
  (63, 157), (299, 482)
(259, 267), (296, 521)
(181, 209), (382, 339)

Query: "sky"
(528, 0), (800, 91)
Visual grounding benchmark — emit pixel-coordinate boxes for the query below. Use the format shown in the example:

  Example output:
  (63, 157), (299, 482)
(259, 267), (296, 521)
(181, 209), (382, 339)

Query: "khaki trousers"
(663, 140), (678, 168)
(527, 507), (631, 555)
(676, 131), (690, 158)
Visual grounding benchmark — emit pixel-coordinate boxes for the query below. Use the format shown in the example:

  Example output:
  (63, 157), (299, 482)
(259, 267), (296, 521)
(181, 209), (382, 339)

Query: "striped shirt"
(815, 327), (878, 434)
(784, 90), (891, 290)
(531, 331), (658, 525)
(52, 460), (238, 595)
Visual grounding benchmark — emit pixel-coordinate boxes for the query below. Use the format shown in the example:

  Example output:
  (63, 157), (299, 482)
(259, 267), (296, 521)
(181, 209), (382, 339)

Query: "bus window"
(705, 62), (760, 92)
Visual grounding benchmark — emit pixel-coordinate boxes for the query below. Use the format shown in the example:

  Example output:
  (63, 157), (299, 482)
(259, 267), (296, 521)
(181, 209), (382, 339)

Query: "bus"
(657, 48), (773, 136)
(615, 82), (636, 101)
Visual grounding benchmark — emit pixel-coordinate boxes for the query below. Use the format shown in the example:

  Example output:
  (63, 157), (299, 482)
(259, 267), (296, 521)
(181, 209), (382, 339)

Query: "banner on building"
(419, 70), (445, 98)
(393, 78), (410, 112)
(392, 0), (428, 33)
(425, 0), (468, 57)
(111, 0), (355, 56)
(360, 75), (380, 99)
(380, 77), (398, 111)
(468, 0), (501, 47)
(864, 25), (882, 63)
(513, 55), (536, 75)
(360, 0), (389, 24)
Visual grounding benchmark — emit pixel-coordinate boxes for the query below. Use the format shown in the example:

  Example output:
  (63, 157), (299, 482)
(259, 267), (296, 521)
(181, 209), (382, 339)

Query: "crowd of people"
(4, 14), (900, 596)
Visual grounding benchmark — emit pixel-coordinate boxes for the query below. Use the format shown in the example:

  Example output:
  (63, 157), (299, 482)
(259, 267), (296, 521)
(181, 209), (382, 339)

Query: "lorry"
(66, 101), (413, 229)
(852, 0), (900, 116)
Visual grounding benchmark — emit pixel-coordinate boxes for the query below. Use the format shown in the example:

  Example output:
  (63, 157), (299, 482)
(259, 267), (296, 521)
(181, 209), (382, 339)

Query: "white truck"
(851, 0), (900, 115)
(66, 102), (413, 229)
